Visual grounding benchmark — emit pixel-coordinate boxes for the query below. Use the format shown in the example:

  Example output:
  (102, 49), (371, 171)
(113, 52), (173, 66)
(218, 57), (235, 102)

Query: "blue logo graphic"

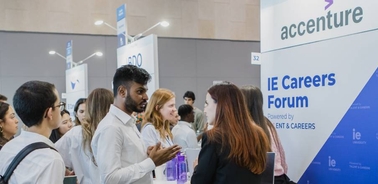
(70, 79), (80, 90)
(299, 67), (378, 183)
(117, 4), (126, 21)
(118, 33), (126, 48)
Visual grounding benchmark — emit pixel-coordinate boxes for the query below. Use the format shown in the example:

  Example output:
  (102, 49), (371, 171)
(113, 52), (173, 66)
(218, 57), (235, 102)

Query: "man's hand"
(147, 145), (154, 156)
(65, 168), (75, 176)
(149, 142), (181, 166)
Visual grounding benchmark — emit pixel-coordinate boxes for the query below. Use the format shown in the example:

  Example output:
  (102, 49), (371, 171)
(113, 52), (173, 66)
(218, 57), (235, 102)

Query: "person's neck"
(181, 119), (191, 123)
(113, 101), (132, 116)
(27, 123), (52, 138)
(2, 132), (13, 140)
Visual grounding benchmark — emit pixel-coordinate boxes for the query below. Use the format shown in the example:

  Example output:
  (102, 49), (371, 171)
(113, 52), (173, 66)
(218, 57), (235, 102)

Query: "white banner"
(117, 34), (159, 99)
(65, 64), (88, 118)
(261, 0), (378, 183)
(261, 0), (378, 52)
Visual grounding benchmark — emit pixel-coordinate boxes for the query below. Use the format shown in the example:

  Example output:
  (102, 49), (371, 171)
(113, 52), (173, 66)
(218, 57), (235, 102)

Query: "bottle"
(166, 158), (177, 181)
(177, 155), (187, 184)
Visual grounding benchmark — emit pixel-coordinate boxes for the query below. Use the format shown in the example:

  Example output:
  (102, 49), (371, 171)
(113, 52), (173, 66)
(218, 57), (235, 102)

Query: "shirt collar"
(109, 104), (136, 125)
(21, 130), (55, 147)
(178, 121), (192, 128)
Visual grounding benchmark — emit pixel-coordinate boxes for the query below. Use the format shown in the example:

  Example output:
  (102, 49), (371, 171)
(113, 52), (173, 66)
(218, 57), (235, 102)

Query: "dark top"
(49, 129), (61, 143)
(191, 133), (262, 184)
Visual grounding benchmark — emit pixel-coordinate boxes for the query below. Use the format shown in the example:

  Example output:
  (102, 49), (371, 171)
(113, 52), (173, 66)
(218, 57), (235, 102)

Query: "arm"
(55, 131), (73, 168)
(194, 110), (207, 134)
(191, 134), (217, 184)
(95, 125), (155, 184)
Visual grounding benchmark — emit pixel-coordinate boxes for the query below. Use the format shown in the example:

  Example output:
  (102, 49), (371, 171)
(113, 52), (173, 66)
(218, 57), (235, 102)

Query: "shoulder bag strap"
(2, 142), (56, 182)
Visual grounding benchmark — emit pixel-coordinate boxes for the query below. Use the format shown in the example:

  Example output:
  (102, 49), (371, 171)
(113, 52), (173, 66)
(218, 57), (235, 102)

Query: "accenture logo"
(280, 1), (364, 40)
(325, 0), (333, 10)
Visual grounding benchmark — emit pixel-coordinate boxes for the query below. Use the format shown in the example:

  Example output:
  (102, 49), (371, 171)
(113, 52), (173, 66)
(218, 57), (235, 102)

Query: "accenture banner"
(261, 0), (378, 183)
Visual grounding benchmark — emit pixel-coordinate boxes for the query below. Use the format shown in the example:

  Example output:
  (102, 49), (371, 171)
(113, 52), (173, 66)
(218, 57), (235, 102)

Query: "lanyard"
(165, 135), (173, 146)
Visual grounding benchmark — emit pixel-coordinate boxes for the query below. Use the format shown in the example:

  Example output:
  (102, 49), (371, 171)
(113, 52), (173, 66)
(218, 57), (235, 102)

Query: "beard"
(125, 93), (145, 113)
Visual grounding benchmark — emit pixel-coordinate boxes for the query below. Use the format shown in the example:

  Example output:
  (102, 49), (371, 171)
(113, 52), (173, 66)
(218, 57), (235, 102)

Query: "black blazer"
(191, 133), (262, 184)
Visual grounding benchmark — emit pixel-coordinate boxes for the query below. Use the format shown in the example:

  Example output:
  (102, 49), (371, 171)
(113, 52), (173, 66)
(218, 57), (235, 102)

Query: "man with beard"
(91, 65), (181, 184)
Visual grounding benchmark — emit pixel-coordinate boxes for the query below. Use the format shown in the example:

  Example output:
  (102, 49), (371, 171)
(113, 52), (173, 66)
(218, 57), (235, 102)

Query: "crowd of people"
(0, 65), (296, 184)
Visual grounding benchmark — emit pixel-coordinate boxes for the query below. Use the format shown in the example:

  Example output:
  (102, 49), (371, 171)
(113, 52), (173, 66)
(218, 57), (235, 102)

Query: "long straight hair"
(142, 88), (175, 140)
(265, 117), (280, 152)
(82, 88), (113, 155)
(240, 85), (271, 146)
(206, 83), (270, 174)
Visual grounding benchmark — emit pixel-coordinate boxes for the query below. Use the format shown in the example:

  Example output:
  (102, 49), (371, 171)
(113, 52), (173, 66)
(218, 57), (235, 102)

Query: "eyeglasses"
(54, 102), (66, 111)
(44, 102), (66, 118)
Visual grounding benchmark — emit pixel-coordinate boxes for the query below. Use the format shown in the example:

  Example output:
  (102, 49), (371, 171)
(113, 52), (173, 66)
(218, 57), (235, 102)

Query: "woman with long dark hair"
(191, 82), (270, 184)
(73, 98), (86, 126)
(241, 85), (296, 184)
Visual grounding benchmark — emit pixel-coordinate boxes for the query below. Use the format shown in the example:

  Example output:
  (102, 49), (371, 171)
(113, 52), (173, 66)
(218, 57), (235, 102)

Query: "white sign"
(261, 1), (378, 52)
(65, 64), (88, 117)
(117, 34), (159, 99)
(251, 52), (261, 65)
(261, 0), (378, 183)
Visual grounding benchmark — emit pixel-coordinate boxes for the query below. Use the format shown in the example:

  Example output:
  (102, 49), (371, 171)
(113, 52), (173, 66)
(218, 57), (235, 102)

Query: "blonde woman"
(55, 88), (113, 184)
(141, 88), (178, 148)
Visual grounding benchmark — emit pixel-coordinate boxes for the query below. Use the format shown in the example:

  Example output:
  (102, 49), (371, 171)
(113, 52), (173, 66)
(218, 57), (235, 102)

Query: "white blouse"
(141, 123), (174, 149)
(55, 126), (100, 184)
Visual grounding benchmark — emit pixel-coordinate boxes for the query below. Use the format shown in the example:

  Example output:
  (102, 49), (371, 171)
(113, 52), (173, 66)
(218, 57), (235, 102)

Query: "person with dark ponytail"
(0, 102), (18, 150)
(0, 94), (7, 102)
(49, 109), (73, 143)
(73, 98), (86, 126)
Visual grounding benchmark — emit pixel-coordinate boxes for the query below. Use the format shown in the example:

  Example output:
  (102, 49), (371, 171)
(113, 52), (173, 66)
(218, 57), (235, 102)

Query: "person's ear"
(46, 108), (53, 120)
(155, 105), (160, 111)
(118, 85), (127, 98)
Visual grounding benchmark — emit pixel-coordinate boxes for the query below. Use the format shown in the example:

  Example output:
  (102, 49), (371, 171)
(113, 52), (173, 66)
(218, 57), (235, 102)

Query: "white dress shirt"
(91, 105), (155, 184)
(55, 125), (100, 184)
(141, 123), (174, 148)
(0, 130), (65, 184)
(172, 121), (199, 150)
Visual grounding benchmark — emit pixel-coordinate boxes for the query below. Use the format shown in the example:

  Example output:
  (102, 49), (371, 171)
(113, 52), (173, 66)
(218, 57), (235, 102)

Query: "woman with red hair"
(191, 82), (270, 183)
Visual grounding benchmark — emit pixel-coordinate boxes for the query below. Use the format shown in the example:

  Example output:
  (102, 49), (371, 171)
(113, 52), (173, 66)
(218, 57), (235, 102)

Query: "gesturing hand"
(149, 142), (181, 166)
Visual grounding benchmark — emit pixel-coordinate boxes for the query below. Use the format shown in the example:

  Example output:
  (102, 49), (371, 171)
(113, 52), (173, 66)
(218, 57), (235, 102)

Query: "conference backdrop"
(261, 0), (378, 183)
